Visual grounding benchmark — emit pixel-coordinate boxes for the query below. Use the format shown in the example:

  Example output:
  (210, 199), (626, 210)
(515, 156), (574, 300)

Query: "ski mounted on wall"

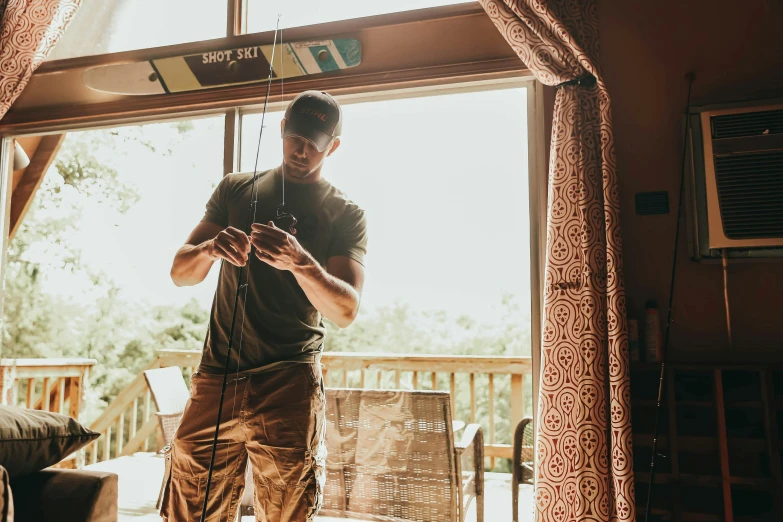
(82, 38), (362, 96)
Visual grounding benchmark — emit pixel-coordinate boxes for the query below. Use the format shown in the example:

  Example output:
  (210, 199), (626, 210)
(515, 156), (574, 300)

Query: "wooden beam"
(0, 5), (524, 135)
(9, 365), (94, 379)
(1, 357), (96, 369)
(223, 109), (239, 176)
(450, 373), (456, 414)
(26, 378), (34, 408)
(121, 416), (157, 457)
(484, 444), (512, 459)
(104, 426), (111, 461)
(8, 134), (65, 241)
(41, 377), (51, 411)
(226, 0), (244, 37)
(68, 377), (80, 419)
(469, 373), (476, 423)
(143, 389), (151, 452)
(117, 411), (125, 455)
(130, 397), (138, 440)
(489, 373), (495, 469)
(510, 374), (524, 430)
(157, 350), (202, 368)
(57, 377), (66, 415)
(320, 352), (533, 375)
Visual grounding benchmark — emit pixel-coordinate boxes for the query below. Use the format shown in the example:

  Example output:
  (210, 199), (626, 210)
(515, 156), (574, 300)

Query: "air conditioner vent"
(712, 109), (783, 139)
(714, 151), (783, 239)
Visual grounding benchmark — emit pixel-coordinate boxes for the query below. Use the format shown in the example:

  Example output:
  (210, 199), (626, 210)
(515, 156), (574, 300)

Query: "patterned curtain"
(0, 0), (82, 120)
(478, 1), (635, 521)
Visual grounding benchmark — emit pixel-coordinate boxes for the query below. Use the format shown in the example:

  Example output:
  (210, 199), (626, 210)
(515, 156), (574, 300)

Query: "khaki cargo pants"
(159, 363), (326, 522)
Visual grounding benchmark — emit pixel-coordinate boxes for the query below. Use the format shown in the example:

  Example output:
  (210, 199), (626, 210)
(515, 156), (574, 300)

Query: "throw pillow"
(0, 406), (99, 478)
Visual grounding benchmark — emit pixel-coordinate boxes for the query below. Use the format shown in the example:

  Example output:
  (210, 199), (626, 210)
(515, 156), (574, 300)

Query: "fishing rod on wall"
(644, 71), (695, 522)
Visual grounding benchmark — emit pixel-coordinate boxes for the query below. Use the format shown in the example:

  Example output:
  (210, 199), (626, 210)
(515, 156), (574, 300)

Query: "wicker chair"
(142, 366), (190, 449)
(321, 388), (484, 522)
(512, 417), (534, 522)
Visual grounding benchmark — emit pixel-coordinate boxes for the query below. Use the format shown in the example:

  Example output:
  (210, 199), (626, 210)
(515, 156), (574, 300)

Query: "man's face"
(280, 118), (340, 182)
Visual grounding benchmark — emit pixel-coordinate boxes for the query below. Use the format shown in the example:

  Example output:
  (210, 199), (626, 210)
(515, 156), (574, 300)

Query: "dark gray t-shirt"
(198, 167), (367, 374)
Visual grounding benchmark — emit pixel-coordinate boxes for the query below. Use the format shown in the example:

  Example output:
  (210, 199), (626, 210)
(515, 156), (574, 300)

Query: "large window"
(2, 81), (539, 488)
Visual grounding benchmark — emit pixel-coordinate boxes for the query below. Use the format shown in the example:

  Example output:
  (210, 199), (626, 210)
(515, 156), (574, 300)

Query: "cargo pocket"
(305, 386), (327, 521)
(157, 443), (174, 513)
(306, 445), (326, 521)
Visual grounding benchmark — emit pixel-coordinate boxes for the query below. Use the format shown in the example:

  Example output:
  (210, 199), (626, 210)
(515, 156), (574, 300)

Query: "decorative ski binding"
(275, 203), (297, 235)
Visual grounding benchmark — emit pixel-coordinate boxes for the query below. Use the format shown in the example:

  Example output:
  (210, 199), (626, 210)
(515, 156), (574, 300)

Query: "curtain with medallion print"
(478, 1), (635, 521)
(0, 0), (82, 120)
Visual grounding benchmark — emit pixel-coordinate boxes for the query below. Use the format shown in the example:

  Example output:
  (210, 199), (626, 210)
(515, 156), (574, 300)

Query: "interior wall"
(596, 0), (783, 361)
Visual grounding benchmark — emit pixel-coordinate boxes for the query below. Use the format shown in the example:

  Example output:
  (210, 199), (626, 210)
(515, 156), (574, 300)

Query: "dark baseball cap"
(283, 90), (342, 152)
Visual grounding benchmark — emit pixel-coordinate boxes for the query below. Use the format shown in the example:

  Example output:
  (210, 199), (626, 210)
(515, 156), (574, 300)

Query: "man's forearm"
(170, 241), (216, 287)
(292, 255), (360, 328)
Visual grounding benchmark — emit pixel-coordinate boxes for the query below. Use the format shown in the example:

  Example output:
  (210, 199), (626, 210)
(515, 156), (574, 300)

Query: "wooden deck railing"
(12, 350), (532, 467)
(319, 352), (533, 462)
(0, 357), (96, 467)
(154, 349), (533, 462)
(84, 357), (171, 465)
(0, 357), (95, 415)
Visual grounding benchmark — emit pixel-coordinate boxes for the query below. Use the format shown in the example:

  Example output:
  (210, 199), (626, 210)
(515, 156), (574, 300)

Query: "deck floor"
(86, 453), (534, 522)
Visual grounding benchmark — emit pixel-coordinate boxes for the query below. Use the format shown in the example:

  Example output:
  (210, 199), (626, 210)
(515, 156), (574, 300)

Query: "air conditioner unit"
(688, 100), (783, 260)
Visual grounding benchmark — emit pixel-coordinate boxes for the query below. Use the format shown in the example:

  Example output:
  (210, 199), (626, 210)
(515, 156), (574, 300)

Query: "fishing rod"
(198, 17), (282, 522)
(644, 72), (695, 522)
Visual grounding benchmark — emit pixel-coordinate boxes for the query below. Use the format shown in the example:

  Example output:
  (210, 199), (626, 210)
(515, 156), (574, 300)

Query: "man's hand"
(251, 221), (364, 327)
(208, 226), (251, 267)
(250, 221), (309, 271)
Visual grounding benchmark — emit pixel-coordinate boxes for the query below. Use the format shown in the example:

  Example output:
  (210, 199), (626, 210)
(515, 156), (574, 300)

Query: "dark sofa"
(1, 464), (118, 522)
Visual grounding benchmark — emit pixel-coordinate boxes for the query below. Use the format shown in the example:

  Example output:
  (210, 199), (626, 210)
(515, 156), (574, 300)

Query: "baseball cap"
(283, 91), (342, 152)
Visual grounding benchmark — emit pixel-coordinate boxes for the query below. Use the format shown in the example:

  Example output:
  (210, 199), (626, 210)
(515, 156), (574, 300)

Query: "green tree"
(2, 125), (210, 423)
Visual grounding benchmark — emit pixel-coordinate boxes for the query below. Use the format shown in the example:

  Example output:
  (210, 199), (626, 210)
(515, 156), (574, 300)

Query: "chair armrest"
(11, 468), (118, 522)
(513, 417), (535, 486)
(455, 424), (482, 454)
(455, 423), (484, 522)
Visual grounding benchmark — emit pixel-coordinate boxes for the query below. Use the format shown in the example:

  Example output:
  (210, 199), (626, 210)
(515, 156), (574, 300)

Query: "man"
(161, 91), (367, 522)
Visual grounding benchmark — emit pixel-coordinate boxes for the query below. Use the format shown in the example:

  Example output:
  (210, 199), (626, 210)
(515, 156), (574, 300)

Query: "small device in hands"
(275, 203), (297, 235)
